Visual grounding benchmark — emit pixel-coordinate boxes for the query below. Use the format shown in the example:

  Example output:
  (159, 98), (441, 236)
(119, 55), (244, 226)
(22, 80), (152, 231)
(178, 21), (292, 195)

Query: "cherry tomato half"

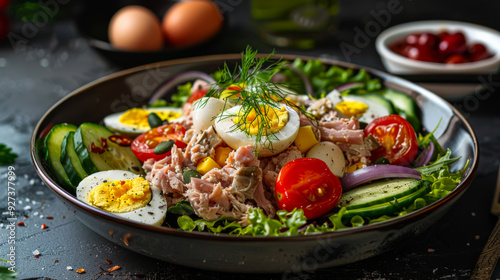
(187, 88), (208, 104)
(275, 158), (342, 220)
(364, 115), (418, 166)
(131, 123), (187, 162)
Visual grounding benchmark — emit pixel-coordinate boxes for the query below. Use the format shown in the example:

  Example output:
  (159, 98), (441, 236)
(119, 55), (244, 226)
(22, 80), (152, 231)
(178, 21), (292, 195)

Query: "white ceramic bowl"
(376, 20), (500, 74)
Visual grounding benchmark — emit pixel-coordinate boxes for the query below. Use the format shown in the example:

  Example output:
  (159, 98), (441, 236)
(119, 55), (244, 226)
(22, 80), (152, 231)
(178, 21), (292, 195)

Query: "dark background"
(1, 0), (500, 279)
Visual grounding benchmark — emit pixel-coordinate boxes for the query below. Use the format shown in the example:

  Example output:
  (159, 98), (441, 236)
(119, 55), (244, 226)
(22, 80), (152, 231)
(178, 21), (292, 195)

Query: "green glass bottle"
(251, 0), (340, 49)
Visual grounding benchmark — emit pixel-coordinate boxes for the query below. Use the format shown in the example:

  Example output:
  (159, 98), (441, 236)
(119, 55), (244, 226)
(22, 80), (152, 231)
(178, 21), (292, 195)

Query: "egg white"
(103, 107), (183, 137)
(306, 141), (346, 178)
(341, 96), (389, 124)
(76, 170), (167, 226)
(214, 104), (300, 157)
(192, 97), (229, 133)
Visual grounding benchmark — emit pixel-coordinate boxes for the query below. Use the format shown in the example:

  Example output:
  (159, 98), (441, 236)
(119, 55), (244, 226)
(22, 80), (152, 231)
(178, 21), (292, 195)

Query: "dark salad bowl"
(30, 54), (478, 273)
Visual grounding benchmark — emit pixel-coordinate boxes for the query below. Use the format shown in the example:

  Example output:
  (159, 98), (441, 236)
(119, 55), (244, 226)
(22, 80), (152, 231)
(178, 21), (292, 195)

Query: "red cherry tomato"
(131, 123), (187, 162)
(444, 54), (469, 64)
(364, 115), (419, 166)
(275, 158), (342, 220)
(438, 32), (467, 55)
(187, 88), (208, 104)
(467, 43), (492, 62)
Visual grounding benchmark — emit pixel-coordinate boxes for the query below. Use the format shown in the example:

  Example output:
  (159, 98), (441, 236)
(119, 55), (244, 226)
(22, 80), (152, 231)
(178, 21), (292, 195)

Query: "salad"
(38, 47), (468, 236)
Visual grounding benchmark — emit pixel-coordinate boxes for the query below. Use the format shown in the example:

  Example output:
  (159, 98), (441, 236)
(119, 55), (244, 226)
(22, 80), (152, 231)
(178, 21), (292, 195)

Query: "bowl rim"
(376, 20), (500, 71)
(30, 53), (479, 242)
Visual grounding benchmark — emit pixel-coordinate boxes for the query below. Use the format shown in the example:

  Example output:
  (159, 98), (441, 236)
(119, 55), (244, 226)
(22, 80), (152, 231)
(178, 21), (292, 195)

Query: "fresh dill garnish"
(200, 46), (311, 153)
(0, 143), (17, 165)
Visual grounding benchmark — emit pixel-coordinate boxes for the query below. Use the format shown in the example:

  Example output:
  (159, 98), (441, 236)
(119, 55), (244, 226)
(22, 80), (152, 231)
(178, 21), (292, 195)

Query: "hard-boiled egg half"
(104, 107), (182, 137)
(76, 170), (167, 226)
(191, 97), (228, 133)
(335, 96), (389, 124)
(215, 103), (300, 157)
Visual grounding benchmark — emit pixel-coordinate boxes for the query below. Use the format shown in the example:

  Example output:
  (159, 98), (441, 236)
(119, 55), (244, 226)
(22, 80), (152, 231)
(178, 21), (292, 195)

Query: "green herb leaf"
(0, 266), (17, 279)
(415, 149), (461, 175)
(0, 143), (17, 165)
(200, 46), (312, 154)
(167, 82), (193, 107)
(167, 200), (195, 216)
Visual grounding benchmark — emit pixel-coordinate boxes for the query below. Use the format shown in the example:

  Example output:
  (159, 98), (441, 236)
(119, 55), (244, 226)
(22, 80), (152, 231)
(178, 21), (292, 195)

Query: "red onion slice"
(414, 142), (435, 167)
(281, 64), (314, 96)
(149, 71), (215, 104)
(341, 165), (422, 191)
(334, 82), (364, 93)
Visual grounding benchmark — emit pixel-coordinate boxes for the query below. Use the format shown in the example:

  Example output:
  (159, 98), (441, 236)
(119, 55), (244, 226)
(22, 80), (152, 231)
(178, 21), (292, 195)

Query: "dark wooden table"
(1, 0), (500, 279)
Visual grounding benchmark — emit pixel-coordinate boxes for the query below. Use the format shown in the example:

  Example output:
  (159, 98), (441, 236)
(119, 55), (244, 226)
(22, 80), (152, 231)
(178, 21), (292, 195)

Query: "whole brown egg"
(108, 5), (164, 52)
(162, 0), (223, 48)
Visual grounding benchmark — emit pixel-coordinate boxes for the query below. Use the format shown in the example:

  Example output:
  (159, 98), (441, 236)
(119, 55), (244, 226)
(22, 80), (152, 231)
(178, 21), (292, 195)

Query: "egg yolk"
(335, 101), (369, 118)
(87, 177), (152, 213)
(233, 105), (288, 136)
(119, 108), (182, 130)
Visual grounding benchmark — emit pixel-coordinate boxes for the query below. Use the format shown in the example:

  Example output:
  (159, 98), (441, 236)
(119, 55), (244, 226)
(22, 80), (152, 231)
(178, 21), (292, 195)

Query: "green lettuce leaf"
(167, 200), (195, 216)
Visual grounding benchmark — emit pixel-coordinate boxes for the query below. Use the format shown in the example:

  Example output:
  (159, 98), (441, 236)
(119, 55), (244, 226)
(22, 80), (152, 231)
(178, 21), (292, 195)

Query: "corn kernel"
(196, 157), (221, 175)
(294, 126), (319, 154)
(214, 146), (233, 167)
(345, 162), (365, 173)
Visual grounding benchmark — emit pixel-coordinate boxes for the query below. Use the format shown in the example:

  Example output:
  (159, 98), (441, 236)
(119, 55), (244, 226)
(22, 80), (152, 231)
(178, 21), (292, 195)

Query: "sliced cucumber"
(61, 131), (88, 186)
(338, 178), (421, 210)
(341, 184), (430, 220)
(378, 89), (421, 131)
(73, 122), (143, 175)
(345, 93), (395, 115)
(44, 123), (77, 191)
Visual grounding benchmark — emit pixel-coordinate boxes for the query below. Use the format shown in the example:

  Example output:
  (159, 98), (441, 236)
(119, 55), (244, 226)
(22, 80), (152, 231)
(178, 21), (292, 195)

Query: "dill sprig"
(201, 46), (311, 153)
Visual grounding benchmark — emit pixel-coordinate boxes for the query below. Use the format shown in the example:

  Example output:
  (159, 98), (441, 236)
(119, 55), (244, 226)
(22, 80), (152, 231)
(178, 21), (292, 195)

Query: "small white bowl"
(376, 20), (500, 74)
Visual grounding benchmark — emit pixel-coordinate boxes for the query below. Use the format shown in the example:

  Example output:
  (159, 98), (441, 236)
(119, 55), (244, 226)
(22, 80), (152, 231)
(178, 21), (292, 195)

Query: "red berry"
(467, 43), (492, 61)
(439, 32), (467, 55)
(445, 54), (469, 64)
(405, 33), (420, 46)
(418, 33), (439, 49)
(437, 31), (450, 39)
(405, 45), (439, 62)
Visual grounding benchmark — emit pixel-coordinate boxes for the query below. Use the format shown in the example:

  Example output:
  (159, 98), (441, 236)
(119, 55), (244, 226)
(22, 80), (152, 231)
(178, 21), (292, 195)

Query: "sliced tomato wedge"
(131, 123), (187, 162)
(187, 88), (208, 104)
(275, 158), (342, 219)
(364, 115), (419, 166)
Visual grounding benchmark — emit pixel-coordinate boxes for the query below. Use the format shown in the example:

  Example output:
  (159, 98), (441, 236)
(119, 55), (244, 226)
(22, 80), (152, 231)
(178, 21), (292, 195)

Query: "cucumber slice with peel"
(340, 183), (430, 220)
(338, 178), (421, 210)
(61, 131), (88, 186)
(44, 123), (77, 191)
(73, 122), (143, 175)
